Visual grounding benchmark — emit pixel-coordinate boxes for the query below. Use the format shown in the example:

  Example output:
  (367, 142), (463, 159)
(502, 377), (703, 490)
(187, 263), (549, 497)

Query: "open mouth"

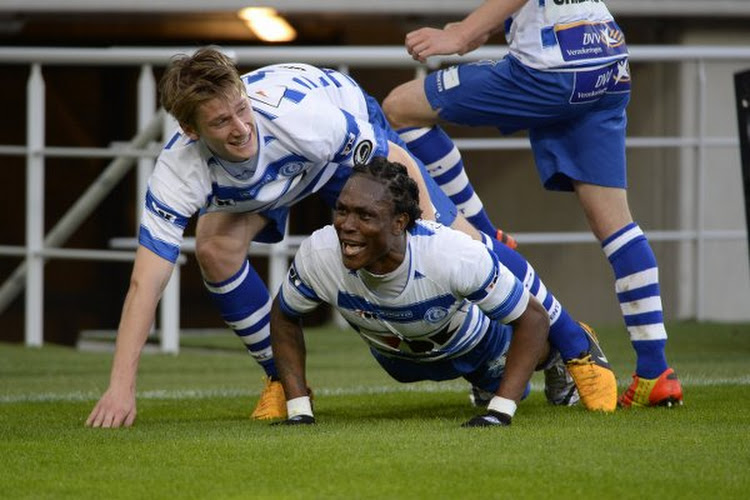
(229, 134), (250, 147)
(341, 240), (366, 258)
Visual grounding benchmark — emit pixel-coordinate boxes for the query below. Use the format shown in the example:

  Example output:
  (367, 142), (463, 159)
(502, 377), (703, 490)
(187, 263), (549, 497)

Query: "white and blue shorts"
(425, 55), (632, 192)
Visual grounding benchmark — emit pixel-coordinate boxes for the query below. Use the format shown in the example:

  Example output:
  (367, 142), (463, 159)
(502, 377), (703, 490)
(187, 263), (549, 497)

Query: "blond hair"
(159, 47), (246, 129)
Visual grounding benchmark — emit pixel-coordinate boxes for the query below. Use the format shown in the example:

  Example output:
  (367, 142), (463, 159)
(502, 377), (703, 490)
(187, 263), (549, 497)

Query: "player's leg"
(575, 182), (683, 407)
(383, 72), (505, 240)
(195, 211), (286, 419)
(526, 66), (682, 407)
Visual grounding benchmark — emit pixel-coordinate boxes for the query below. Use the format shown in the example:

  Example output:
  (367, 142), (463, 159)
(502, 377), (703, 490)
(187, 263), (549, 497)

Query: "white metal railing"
(1, 45), (748, 351)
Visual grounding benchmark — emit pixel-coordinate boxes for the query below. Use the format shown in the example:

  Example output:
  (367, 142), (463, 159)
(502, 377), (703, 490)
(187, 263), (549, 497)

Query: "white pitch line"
(2, 375), (749, 404)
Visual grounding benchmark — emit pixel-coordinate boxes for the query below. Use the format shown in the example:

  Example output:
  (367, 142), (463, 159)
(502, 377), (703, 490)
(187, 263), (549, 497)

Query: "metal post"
(136, 64), (156, 230)
(25, 64), (45, 346)
(0, 113), (164, 315)
(696, 60), (707, 320)
(734, 69), (750, 272)
(160, 265), (180, 354)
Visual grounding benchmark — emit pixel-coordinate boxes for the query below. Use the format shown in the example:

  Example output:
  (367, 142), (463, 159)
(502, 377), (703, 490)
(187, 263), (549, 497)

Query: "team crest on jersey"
(353, 140), (373, 165)
(424, 306), (449, 323)
(280, 161), (306, 177)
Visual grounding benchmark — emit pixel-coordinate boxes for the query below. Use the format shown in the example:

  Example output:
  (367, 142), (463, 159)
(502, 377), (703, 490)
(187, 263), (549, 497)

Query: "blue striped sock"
(482, 233), (588, 360)
(204, 259), (277, 378)
(603, 223), (668, 378)
(399, 126), (497, 235)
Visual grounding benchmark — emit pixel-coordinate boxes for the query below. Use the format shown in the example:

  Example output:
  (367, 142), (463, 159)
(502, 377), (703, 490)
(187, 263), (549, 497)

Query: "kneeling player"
(270, 158), (604, 426)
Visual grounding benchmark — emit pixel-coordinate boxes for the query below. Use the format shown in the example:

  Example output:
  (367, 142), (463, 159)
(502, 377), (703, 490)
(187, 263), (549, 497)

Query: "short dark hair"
(352, 157), (422, 229)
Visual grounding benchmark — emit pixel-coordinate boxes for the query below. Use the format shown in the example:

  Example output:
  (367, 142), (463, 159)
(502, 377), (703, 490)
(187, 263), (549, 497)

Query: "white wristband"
(287, 396), (313, 418)
(488, 396), (517, 418)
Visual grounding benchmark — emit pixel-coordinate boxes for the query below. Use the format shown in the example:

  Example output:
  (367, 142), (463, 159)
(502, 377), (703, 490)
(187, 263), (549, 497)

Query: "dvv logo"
(583, 26), (625, 49)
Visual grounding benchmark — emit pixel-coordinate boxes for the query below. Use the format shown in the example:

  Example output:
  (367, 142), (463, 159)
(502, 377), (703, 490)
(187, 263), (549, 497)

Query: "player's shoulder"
(409, 220), (475, 248)
(300, 225), (340, 259)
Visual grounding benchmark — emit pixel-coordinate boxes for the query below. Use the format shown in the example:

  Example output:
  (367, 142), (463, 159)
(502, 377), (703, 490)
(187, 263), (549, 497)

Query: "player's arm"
(269, 297), (315, 425)
(85, 246), (174, 428)
(496, 296), (549, 406)
(406, 0), (528, 62)
(386, 141), (437, 220)
(454, 240), (549, 426)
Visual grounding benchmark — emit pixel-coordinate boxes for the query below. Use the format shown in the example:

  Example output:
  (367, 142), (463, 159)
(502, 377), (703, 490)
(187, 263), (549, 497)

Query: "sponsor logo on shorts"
(556, 21), (627, 62)
(440, 66), (461, 91)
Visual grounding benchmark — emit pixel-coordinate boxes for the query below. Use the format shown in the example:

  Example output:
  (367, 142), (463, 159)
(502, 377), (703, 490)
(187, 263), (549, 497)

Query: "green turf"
(1, 322), (749, 499)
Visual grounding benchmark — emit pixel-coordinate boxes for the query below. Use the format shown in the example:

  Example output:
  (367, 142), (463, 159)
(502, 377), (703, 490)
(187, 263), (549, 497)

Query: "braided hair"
(352, 157), (422, 230)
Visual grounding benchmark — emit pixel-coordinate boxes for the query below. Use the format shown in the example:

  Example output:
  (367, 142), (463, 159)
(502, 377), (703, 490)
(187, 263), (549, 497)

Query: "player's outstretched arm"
(85, 246), (174, 428)
(269, 297), (315, 425)
(406, 0), (528, 62)
(463, 296), (549, 427)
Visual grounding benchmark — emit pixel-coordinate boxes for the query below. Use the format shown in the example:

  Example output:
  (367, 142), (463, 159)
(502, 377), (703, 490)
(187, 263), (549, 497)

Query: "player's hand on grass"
(271, 414), (316, 426)
(461, 410), (512, 428)
(86, 386), (137, 428)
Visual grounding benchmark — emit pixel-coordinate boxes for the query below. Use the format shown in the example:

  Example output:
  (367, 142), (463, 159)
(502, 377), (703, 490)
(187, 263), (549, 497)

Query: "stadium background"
(1, 0), (749, 346)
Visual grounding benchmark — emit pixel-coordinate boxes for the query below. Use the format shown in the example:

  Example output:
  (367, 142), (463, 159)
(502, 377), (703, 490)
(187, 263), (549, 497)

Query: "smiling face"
(333, 174), (409, 274)
(182, 87), (258, 162)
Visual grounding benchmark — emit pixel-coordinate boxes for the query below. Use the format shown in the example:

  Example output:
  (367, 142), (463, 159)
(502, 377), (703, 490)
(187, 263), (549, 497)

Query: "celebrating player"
(270, 158), (617, 426)
(86, 44), (617, 428)
(382, 0), (683, 407)
(85, 48), (468, 428)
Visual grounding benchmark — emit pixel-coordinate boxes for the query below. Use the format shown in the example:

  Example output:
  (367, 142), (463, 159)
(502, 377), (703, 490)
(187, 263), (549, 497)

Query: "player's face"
(184, 88), (258, 162)
(333, 175), (408, 274)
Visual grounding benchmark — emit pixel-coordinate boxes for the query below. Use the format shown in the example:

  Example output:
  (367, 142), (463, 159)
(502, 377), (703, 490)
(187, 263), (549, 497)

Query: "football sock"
(398, 125), (497, 236)
(602, 222), (669, 378)
(204, 259), (277, 378)
(482, 233), (589, 361)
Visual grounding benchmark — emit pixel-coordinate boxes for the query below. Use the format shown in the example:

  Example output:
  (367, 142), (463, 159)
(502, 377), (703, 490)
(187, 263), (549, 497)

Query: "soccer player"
(85, 47), (469, 428)
(270, 158), (617, 426)
(381, 0), (683, 408)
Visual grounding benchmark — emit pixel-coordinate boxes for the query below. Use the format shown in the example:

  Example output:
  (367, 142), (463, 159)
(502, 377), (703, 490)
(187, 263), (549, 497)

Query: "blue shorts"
(253, 94), (458, 243)
(370, 320), (530, 398)
(424, 55), (632, 192)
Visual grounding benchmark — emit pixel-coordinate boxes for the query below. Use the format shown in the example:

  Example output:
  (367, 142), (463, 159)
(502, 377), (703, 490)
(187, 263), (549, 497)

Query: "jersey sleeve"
(278, 233), (326, 318)
(445, 229), (530, 324)
(138, 148), (208, 263)
(271, 93), (389, 167)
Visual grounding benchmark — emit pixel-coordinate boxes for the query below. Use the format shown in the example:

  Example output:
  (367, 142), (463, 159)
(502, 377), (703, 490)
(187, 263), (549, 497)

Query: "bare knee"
(383, 79), (437, 130)
(195, 237), (247, 282)
(382, 87), (410, 129)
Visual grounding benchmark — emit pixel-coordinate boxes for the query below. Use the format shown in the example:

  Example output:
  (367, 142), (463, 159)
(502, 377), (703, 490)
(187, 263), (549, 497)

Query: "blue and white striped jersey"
(140, 63), (389, 263)
(507, 0), (628, 70)
(279, 221), (530, 362)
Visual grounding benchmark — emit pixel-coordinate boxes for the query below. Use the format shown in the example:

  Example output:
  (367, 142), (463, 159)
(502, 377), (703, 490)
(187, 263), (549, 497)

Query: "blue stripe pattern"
(145, 190), (190, 229)
(332, 110), (361, 163)
(616, 283), (660, 304)
(243, 71), (267, 85)
(138, 225), (180, 263)
(278, 288), (304, 318)
(283, 88), (306, 103)
(408, 223), (436, 237)
(164, 132), (182, 150)
(288, 262), (321, 302)
(336, 291), (457, 323)
(465, 250), (499, 302)
(292, 77), (312, 89)
(484, 281), (525, 321)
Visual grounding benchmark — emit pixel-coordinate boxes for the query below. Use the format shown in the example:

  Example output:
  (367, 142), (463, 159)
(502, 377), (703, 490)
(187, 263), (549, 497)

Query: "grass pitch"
(1, 322), (749, 499)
